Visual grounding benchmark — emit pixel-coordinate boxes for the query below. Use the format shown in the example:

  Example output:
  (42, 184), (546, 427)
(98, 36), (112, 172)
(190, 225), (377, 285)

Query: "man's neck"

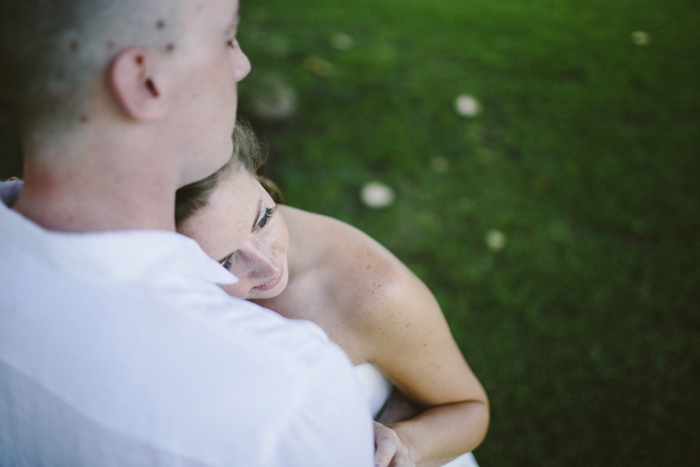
(13, 161), (178, 233)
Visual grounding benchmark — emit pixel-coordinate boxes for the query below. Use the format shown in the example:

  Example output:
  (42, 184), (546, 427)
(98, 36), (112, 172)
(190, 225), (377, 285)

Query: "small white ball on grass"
(361, 181), (395, 208)
(485, 229), (507, 251)
(631, 31), (652, 46)
(455, 95), (480, 117)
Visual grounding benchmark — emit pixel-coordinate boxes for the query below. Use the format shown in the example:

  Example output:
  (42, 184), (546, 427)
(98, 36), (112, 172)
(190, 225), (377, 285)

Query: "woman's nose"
(234, 44), (251, 82)
(238, 247), (278, 279)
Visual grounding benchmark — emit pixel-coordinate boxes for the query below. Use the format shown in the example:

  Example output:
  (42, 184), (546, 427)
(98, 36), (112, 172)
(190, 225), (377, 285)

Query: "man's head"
(0, 0), (250, 186)
(1, 1), (176, 126)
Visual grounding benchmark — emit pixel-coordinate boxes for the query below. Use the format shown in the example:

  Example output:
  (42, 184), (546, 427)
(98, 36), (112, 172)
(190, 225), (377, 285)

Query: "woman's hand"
(373, 421), (415, 467)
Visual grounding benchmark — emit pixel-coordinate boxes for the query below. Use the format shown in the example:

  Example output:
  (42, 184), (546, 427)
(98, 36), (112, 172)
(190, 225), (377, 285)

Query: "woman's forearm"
(389, 400), (489, 467)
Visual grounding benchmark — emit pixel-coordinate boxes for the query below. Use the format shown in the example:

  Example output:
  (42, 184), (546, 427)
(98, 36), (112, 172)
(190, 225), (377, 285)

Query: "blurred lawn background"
(235, 0), (699, 465)
(0, 0), (698, 465)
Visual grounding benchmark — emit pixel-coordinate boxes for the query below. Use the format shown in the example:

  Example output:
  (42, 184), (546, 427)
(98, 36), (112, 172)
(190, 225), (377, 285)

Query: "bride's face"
(178, 167), (290, 300)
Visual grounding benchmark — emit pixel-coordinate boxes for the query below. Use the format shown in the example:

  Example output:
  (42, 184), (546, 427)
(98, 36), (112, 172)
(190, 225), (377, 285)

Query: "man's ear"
(109, 47), (167, 122)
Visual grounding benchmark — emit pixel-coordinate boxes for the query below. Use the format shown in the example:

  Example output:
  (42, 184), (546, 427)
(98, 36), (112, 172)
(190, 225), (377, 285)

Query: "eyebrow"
(251, 196), (263, 231)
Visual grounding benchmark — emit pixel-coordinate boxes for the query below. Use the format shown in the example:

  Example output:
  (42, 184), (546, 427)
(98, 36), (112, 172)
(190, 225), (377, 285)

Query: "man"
(0, 1), (374, 465)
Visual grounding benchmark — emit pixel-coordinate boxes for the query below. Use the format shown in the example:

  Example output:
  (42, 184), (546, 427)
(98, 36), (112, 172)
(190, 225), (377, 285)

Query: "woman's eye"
(256, 207), (277, 230)
(221, 257), (233, 270)
(227, 38), (238, 49)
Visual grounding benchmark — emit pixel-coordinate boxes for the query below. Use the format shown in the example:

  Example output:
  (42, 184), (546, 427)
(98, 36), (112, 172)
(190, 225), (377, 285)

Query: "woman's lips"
(253, 267), (284, 291)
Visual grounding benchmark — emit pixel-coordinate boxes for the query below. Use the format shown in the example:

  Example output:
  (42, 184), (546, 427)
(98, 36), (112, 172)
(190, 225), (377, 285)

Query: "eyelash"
(257, 206), (277, 230)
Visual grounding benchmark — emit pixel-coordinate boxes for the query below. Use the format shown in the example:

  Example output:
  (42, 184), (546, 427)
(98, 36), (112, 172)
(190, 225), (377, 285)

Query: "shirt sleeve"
(267, 344), (375, 467)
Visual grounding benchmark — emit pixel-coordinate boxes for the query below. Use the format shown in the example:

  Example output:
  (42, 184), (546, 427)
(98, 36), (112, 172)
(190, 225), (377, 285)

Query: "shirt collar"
(0, 200), (237, 285)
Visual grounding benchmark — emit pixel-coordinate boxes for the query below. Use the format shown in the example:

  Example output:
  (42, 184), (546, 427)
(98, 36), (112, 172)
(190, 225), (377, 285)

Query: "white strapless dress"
(354, 363), (480, 467)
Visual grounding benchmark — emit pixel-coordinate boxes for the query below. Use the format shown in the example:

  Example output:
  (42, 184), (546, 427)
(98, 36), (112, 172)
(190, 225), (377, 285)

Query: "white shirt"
(0, 197), (373, 466)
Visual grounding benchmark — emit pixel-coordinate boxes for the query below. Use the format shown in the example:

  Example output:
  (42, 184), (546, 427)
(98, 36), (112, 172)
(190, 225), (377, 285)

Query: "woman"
(175, 123), (489, 467)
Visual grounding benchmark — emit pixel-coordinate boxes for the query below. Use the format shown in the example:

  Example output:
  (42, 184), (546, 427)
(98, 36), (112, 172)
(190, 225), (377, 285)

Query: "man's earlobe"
(109, 48), (166, 121)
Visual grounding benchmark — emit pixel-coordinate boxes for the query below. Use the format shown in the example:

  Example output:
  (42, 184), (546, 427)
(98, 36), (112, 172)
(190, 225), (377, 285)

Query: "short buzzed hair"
(0, 0), (184, 130)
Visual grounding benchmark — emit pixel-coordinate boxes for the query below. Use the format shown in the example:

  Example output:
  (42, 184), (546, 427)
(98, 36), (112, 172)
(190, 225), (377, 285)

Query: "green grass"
(236, 0), (700, 465)
(1, 0), (697, 464)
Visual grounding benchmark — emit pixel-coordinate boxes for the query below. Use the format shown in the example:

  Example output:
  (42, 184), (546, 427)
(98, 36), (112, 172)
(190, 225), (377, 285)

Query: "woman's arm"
(351, 236), (489, 467)
(271, 206), (489, 466)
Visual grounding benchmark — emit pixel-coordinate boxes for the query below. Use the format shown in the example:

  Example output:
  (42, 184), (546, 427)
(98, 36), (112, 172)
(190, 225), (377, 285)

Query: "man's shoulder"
(151, 288), (344, 379)
(1, 270), (365, 464)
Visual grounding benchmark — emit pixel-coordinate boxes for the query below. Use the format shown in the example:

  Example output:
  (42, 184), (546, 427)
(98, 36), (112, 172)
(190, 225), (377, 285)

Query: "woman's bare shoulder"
(281, 205), (405, 288)
(280, 205), (418, 335)
(278, 206), (485, 410)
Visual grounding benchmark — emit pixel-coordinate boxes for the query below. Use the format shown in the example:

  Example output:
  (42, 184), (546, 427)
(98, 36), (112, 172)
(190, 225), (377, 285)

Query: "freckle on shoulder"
(284, 205), (404, 294)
